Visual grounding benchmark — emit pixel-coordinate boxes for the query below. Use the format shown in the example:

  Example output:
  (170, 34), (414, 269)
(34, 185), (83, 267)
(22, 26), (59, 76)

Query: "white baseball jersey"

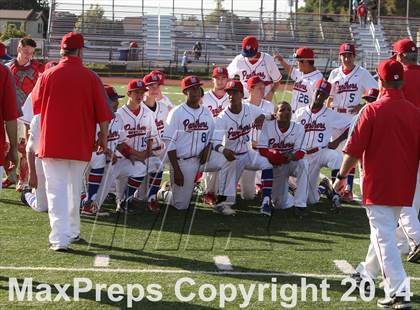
(202, 90), (229, 118)
(95, 113), (127, 152)
(256, 120), (305, 154)
(157, 95), (174, 109)
(26, 114), (40, 154)
(162, 103), (214, 159)
(293, 106), (351, 151)
(117, 105), (158, 152)
(227, 52), (282, 98)
(290, 68), (324, 113)
(212, 103), (264, 154)
(328, 65), (377, 111)
(20, 93), (33, 125)
(142, 101), (171, 138)
(243, 99), (274, 143)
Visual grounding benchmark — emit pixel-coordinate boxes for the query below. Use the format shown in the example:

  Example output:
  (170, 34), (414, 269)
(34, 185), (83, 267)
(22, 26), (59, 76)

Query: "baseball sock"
(127, 176), (144, 199)
(261, 169), (273, 200)
(346, 168), (356, 192)
(87, 167), (105, 200)
(148, 171), (163, 201)
(24, 191), (37, 209)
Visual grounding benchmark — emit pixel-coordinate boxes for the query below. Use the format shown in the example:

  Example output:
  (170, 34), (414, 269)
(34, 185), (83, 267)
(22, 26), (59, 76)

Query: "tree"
(0, 24), (26, 41)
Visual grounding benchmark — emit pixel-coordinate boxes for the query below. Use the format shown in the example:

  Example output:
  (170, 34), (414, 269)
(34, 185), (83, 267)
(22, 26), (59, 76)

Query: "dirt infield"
(101, 76), (294, 90)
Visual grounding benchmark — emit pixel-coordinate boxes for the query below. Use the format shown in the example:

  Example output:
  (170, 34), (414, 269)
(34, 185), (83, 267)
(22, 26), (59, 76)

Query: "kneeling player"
(212, 80), (273, 216)
(294, 80), (351, 211)
(161, 76), (227, 210)
(257, 102), (309, 218)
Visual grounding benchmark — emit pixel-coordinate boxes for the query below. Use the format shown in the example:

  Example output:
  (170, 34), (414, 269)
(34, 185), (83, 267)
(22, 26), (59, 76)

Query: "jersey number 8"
(201, 132), (207, 143)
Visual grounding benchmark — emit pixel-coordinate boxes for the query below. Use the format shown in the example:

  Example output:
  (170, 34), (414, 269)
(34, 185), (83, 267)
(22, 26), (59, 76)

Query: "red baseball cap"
(127, 79), (147, 92)
(247, 76), (264, 89)
(339, 43), (356, 55)
(104, 84), (124, 101)
(150, 70), (165, 85)
(181, 75), (203, 94)
(212, 67), (228, 78)
(225, 80), (244, 93)
(241, 36), (258, 58)
(45, 60), (58, 70)
(0, 42), (11, 60)
(362, 88), (379, 100)
(314, 79), (332, 96)
(294, 47), (315, 60)
(391, 39), (418, 59)
(61, 32), (89, 50)
(143, 73), (160, 86)
(377, 59), (404, 82)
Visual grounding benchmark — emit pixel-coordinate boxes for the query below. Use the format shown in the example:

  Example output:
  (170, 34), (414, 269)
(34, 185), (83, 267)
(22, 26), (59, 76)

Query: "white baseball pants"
(272, 159), (309, 209)
(42, 159), (88, 248)
(169, 152), (226, 210)
(306, 148), (342, 204)
(29, 157), (48, 212)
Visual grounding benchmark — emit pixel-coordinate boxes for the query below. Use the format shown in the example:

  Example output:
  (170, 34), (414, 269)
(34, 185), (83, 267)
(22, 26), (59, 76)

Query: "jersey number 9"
(318, 133), (324, 143)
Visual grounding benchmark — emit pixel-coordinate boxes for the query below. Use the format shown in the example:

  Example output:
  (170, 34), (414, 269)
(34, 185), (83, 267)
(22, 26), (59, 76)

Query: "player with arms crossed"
(227, 36), (282, 100)
(275, 47), (323, 113)
(257, 101), (309, 218)
(201, 67), (230, 204)
(327, 43), (377, 202)
(294, 80), (351, 211)
(212, 80), (273, 216)
(161, 76), (227, 210)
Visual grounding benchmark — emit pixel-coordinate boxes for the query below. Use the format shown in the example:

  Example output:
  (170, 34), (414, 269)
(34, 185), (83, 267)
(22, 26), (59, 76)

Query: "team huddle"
(15, 36), (382, 220)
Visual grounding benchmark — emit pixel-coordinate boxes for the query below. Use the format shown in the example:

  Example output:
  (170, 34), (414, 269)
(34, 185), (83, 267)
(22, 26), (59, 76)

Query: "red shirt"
(0, 64), (21, 166)
(357, 5), (366, 17)
(31, 56), (113, 162)
(402, 64), (420, 109)
(344, 89), (420, 206)
(8, 59), (44, 107)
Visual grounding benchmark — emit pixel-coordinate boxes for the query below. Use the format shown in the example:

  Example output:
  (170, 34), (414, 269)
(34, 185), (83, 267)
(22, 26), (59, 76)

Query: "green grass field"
(0, 85), (418, 309)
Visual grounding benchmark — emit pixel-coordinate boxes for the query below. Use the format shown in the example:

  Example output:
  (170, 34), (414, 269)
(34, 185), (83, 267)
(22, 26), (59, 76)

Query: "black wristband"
(336, 173), (347, 180)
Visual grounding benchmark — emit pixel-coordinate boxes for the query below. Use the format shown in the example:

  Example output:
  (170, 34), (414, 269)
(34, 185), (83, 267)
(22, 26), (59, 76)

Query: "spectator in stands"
(181, 51), (190, 75)
(352, 0), (359, 23)
(367, 0), (377, 24)
(357, 1), (367, 28)
(193, 41), (202, 60)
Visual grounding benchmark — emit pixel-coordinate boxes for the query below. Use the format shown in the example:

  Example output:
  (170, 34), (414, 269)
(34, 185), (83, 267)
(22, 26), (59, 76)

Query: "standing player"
(201, 67), (229, 204)
(151, 70), (174, 109)
(275, 47), (323, 113)
(327, 43), (377, 202)
(212, 80), (273, 216)
(81, 85), (126, 216)
(294, 80), (351, 211)
(227, 36), (282, 100)
(133, 72), (171, 213)
(4, 37), (44, 191)
(257, 102), (309, 218)
(240, 76), (275, 200)
(161, 76), (226, 210)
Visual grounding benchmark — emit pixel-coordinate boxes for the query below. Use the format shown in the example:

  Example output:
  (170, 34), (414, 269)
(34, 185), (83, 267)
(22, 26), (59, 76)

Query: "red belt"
(333, 107), (348, 113)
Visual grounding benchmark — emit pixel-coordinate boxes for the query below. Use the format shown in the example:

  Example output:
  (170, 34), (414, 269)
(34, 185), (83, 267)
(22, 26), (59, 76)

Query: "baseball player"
(240, 75), (275, 200)
(151, 70), (174, 109)
(132, 72), (171, 213)
(275, 47), (324, 113)
(212, 80), (273, 216)
(4, 37), (45, 191)
(201, 67), (230, 204)
(293, 79), (351, 211)
(327, 43), (377, 202)
(257, 101), (309, 218)
(161, 76), (226, 210)
(109, 79), (158, 212)
(80, 85), (126, 216)
(227, 36), (282, 100)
